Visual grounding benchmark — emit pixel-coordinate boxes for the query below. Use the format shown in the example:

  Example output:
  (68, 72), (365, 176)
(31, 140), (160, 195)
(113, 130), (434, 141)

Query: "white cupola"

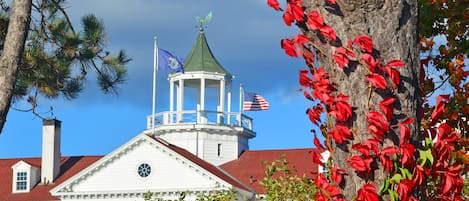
(145, 28), (255, 165)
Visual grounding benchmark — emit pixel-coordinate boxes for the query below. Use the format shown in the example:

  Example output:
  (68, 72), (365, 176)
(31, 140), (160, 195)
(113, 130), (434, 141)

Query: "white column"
(200, 78), (206, 110)
(218, 79), (225, 124)
(200, 78), (207, 123)
(177, 79), (184, 122)
(169, 79), (174, 124)
(227, 82), (232, 124)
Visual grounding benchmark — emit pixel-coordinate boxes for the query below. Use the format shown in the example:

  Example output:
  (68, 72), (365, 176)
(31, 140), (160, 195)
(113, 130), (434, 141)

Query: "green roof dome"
(184, 29), (229, 74)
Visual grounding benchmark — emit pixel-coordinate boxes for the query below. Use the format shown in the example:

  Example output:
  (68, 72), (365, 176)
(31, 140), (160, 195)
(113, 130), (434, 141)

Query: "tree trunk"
(302, 0), (420, 199)
(0, 0), (32, 133)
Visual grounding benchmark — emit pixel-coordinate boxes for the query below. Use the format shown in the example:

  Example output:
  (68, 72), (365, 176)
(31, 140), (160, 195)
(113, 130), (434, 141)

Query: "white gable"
(51, 134), (248, 200)
(11, 160), (32, 170)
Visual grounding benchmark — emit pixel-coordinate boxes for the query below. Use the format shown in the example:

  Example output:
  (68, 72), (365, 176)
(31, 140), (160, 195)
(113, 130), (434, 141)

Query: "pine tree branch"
(49, 0), (75, 34)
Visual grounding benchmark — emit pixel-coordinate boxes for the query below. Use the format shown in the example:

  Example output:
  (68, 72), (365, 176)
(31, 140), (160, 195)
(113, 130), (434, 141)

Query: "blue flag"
(158, 48), (184, 73)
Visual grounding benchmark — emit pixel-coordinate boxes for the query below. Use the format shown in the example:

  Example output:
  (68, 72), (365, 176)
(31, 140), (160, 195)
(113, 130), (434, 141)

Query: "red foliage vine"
(265, 0), (467, 200)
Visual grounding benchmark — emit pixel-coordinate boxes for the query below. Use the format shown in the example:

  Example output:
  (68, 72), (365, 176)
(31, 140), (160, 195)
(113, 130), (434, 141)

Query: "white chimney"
(41, 119), (61, 184)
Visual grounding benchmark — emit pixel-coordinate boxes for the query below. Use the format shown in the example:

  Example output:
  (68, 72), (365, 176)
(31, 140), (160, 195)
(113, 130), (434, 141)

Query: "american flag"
(243, 91), (269, 111)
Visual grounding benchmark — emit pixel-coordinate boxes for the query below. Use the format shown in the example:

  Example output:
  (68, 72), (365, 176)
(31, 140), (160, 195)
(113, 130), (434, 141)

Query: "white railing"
(147, 110), (253, 131)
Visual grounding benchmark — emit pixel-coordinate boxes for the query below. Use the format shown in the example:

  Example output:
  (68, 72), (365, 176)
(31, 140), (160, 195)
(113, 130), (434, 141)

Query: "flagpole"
(152, 36), (158, 134)
(239, 83), (243, 113)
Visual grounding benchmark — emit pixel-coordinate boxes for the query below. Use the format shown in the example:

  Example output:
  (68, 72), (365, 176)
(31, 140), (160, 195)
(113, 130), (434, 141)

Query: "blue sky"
(0, 0), (317, 158)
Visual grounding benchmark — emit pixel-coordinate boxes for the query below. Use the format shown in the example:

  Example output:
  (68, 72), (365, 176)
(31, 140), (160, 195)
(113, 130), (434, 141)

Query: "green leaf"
(399, 167), (412, 179)
(419, 148), (434, 166)
(424, 137), (433, 147)
(389, 189), (398, 201)
(378, 178), (390, 195)
(391, 173), (403, 183)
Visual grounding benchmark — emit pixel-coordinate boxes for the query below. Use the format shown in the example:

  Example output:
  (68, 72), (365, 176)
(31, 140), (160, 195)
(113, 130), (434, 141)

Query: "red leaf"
(331, 166), (347, 184)
(282, 1), (304, 26)
(437, 123), (452, 141)
(334, 47), (349, 69)
(385, 59), (406, 68)
(441, 165), (464, 195)
(397, 179), (413, 201)
(354, 35), (373, 53)
(352, 143), (371, 156)
(267, 0), (282, 11)
(313, 90), (334, 104)
(347, 40), (353, 49)
(366, 111), (389, 141)
(384, 66), (400, 89)
(430, 94), (450, 123)
(281, 38), (297, 57)
(412, 165), (429, 186)
(307, 11), (324, 30)
(282, 12), (294, 26)
(381, 146), (399, 155)
(398, 117), (414, 145)
(336, 93), (349, 102)
(326, 185), (342, 197)
(284, 1), (304, 23)
(361, 53), (377, 72)
(364, 138), (379, 155)
(314, 133), (325, 149)
(366, 73), (387, 89)
(400, 143), (415, 167)
(367, 124), (384, 141)
(312, 150), (324, 166)
(379, 146), (399, 172)
(315, 173), (329, 189)
(400, 117), (414, 125)
(306, 104), (323, 125)
(347, 155), (373, 173)
(330, 101), (352, 122)
(294, 34), (310, 45)
(303, 90), (314, 101)
(299, 70), (312, 87)
(329, 94), (352, 122)
(356, 184), (379, 201)
(320, 25), (337, 41)
(328, 123), (352, 144)
(379, 97), (395, 121)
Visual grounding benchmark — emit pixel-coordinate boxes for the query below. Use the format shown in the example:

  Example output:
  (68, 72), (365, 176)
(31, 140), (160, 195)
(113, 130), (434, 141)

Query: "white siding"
(157, 129), (245, 165)
(71, 141), (219, 192)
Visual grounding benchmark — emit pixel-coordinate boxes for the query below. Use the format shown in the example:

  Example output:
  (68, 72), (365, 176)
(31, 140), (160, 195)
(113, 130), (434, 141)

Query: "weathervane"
(195, 11), (212, 31)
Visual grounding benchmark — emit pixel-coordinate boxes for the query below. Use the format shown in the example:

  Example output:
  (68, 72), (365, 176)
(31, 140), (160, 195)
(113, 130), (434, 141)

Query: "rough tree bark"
(0, 0), (32, 133)
(301, 0), (421, 199)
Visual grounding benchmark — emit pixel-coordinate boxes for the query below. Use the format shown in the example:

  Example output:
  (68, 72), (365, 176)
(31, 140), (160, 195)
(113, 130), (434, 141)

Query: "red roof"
(0, 136), (254, 201)
(0, 156), (102, 201)
(0, 137), (314, 199)
(219, 148), (319, 193)
(150, 137), (254, 192)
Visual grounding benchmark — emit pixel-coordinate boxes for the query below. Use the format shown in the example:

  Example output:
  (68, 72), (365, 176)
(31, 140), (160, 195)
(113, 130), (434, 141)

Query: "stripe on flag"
(243, 91), (269, 111)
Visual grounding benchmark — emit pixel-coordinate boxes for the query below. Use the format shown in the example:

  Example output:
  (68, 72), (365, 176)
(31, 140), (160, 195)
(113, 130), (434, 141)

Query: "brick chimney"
(41, 119), (61, 184)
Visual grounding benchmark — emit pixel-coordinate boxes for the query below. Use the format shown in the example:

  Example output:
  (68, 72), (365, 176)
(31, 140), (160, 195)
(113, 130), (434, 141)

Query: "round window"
(137, 163), (151, 177)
